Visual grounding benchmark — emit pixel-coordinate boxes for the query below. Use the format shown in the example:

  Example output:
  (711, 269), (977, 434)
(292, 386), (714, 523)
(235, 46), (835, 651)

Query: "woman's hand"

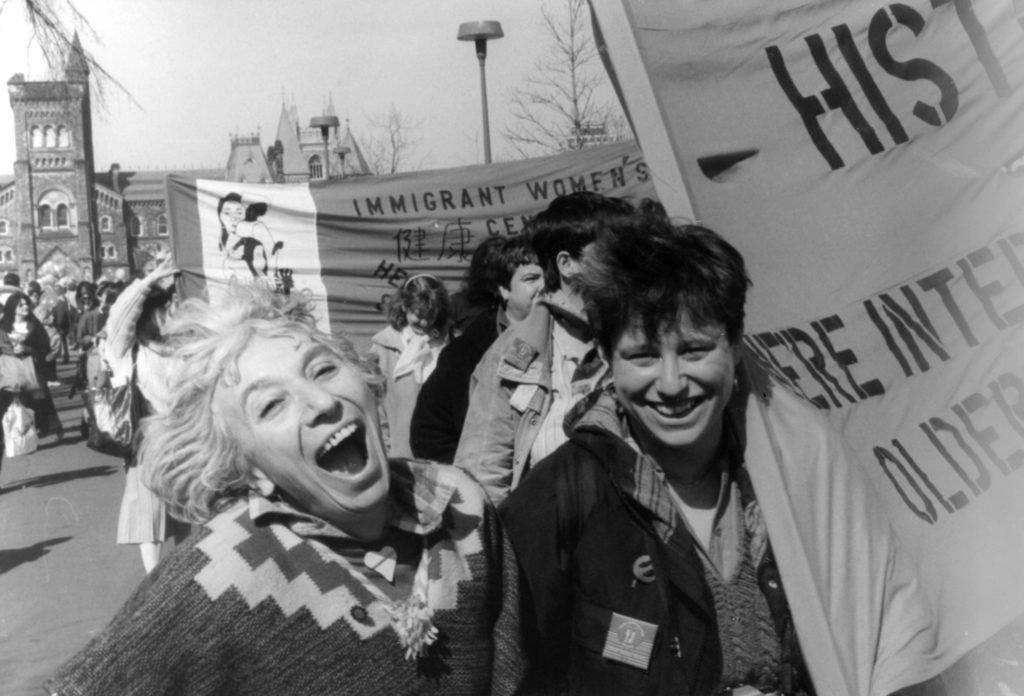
(145, 256), (179, 291)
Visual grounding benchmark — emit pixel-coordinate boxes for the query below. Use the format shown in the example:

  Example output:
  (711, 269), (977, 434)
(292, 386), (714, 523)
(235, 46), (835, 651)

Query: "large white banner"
(592, 0), (1024, 684)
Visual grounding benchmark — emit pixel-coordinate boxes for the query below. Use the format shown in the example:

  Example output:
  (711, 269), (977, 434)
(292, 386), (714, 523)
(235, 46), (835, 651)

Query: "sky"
(0, 0), (590, 175)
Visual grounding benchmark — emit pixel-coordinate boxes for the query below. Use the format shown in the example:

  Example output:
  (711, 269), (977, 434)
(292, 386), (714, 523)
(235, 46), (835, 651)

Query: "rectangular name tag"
(601, 612), (658, 670)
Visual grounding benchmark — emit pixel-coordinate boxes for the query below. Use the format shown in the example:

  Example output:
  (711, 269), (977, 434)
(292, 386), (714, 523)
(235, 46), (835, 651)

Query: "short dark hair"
(581, 213), (751, 356)
(3, 272), (20, 288)
(528, 192), (635, 291)
(76, 281), (97, 308)
(492, 234), (539, 290)
(460, 236), (506, 309)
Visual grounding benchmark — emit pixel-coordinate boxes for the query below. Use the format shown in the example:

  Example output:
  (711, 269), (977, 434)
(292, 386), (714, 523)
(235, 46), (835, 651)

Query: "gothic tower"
(6, 33), (99, 282)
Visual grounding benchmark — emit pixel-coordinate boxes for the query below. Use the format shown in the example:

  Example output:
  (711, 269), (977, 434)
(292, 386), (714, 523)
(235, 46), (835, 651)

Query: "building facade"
(0, 36), (369, 287)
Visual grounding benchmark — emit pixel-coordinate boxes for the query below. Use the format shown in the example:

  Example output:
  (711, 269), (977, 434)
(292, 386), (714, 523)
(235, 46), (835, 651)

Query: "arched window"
(57, 126), (70, 148)
(0, 247), (14, 264)
(44, 126), (56, 148)
(100, 215), (112, 233)
(0, 220), (7, 236)
(30, 126), (43, 148)
(101, 242), (117, 260)
(37, 189), (72, 231)
(156, 214), (168, 236)
(38, 204), (53, 228)
(309, 155), (323, 179)
(130, 217), (143, 237)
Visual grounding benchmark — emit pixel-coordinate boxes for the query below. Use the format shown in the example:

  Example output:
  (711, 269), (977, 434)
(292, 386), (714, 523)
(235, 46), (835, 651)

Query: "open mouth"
(315, 422), (368, 476)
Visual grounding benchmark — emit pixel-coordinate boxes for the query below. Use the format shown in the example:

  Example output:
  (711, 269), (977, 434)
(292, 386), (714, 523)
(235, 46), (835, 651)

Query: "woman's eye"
(313, 363), (338, 380)
(681, 344), (714, 360)
(258, 398), (284, 420)
(627, 353), (658, 366)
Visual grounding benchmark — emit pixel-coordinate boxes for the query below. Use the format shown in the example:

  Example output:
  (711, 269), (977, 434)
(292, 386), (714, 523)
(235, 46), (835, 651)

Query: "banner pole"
(589, 0), (699, 222)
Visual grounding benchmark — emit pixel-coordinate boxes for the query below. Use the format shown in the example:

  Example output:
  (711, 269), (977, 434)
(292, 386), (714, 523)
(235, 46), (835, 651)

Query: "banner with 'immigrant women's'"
(165, 140), (655, 352)
(591, 0), (1024, 690)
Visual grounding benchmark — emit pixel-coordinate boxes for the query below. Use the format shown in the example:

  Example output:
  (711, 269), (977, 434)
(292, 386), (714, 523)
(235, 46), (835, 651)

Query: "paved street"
(0, 363), (147, 696)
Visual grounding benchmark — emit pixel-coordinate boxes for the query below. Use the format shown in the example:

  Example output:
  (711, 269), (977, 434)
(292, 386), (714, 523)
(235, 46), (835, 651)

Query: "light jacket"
(453, 293), (605, 505)
(370, 325), (447, 459)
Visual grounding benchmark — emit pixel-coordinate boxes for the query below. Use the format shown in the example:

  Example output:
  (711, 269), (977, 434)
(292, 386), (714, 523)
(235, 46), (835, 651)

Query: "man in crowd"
(453, 192), (634, 504)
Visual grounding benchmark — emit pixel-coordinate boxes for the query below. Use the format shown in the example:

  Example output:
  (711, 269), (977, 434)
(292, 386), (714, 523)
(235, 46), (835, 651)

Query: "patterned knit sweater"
(47, 461), (526, 695)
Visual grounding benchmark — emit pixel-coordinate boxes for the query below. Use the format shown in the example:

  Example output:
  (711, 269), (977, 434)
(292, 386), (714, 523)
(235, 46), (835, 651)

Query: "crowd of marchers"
(37, 192), (961, 696)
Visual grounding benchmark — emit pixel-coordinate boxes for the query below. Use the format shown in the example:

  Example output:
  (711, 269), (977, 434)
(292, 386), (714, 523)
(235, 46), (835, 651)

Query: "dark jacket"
(52, 295), (72, 335)
(410, 309), (503, 463)
(501, 391), (804, 696)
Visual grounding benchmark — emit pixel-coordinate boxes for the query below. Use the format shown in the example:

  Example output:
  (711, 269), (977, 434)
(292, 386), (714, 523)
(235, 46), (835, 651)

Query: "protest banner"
(591, 0), (1024, 688)
(166, 140), (655, 352)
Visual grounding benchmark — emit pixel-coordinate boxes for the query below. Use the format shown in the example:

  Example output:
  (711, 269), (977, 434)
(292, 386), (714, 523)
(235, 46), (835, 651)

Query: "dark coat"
(410, 309), (502, 463)
(52, 295), (72, 335)
(501, 417), (802, 696)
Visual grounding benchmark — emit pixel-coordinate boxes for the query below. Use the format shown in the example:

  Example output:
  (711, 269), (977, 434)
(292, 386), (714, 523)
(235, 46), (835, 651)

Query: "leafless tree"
(363, 105), (425, 176)
(1, 0), (131, 102)
(501, 0), (629, 158)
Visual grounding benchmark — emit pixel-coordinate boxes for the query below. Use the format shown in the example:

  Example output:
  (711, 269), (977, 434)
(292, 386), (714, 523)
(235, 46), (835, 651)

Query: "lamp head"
(309, 115), (340, 140)
(457, 20), (503, 59)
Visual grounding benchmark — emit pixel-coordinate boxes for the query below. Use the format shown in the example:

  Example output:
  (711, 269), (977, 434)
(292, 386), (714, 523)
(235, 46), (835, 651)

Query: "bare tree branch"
(5, 0), (137, 107)
(502, 0), (627, 158)
(364, 105), (424, 176)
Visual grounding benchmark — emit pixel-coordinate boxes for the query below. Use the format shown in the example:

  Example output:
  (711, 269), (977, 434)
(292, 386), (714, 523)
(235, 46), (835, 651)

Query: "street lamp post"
(457, 20), (503, 164)
(309, 115), (340, 179)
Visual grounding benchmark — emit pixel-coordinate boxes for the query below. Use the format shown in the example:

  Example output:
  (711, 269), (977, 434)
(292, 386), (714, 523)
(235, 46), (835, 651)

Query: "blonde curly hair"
(138, 285), (383, 524)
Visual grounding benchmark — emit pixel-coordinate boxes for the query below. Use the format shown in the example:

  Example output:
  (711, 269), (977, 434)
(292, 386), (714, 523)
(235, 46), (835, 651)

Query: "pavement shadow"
(1, 465), (120, 493)
(35, 432), (89, 452)
(0, 535), (73, 574)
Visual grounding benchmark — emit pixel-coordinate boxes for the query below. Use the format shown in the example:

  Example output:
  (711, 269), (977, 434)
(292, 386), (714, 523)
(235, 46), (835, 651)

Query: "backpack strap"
(554, 447), (601, 573)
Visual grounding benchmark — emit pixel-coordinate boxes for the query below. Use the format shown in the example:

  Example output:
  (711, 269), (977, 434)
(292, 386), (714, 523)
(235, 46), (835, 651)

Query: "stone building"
(0, 35), (369, 286)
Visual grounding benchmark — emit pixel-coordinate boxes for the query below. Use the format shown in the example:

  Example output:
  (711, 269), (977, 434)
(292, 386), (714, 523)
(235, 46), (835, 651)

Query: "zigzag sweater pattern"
(48, 463), (526, 696)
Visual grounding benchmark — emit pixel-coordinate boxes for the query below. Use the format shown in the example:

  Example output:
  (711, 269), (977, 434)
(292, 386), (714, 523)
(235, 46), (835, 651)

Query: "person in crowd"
(447, 236), (505, 335)
(52, 282), (72, 363)
(0, 291), (62, 439)
(453, 191), (635, 504)
(410, 234), (544, 463)
(73, 281), (100, 360)
(26, 280), (42, 308)
(370, 274), (452, 458)
(502, 213), (943, 695)
(72, 280), (122, 432)
(46, 284), (525, 696)
(102, 257), (190, 573)
(0, 272), (21, 313)
(32, 291), (62, 388)
(69, 281), (99, 430)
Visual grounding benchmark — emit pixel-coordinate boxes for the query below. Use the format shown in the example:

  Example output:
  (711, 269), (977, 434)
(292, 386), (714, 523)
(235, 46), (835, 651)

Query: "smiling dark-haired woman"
(502, 213), (944, 696)
(47, 285), (524, 696)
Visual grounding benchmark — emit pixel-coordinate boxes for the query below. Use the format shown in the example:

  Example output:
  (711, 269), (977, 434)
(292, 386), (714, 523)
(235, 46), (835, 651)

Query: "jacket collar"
(494, 290), (592, 386)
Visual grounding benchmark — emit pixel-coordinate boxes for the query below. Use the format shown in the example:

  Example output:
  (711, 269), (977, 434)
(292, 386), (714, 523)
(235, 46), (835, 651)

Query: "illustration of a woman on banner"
(216, 192), (288, 290)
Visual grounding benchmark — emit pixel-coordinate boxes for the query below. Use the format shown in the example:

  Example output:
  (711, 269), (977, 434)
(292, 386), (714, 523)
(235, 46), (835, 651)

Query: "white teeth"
(319, 422), (358, 458)
(653, 398), (700, 417)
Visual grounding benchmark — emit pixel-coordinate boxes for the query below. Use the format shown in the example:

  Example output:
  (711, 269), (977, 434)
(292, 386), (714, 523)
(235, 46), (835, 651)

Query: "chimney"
(110, 163), (121, 194)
